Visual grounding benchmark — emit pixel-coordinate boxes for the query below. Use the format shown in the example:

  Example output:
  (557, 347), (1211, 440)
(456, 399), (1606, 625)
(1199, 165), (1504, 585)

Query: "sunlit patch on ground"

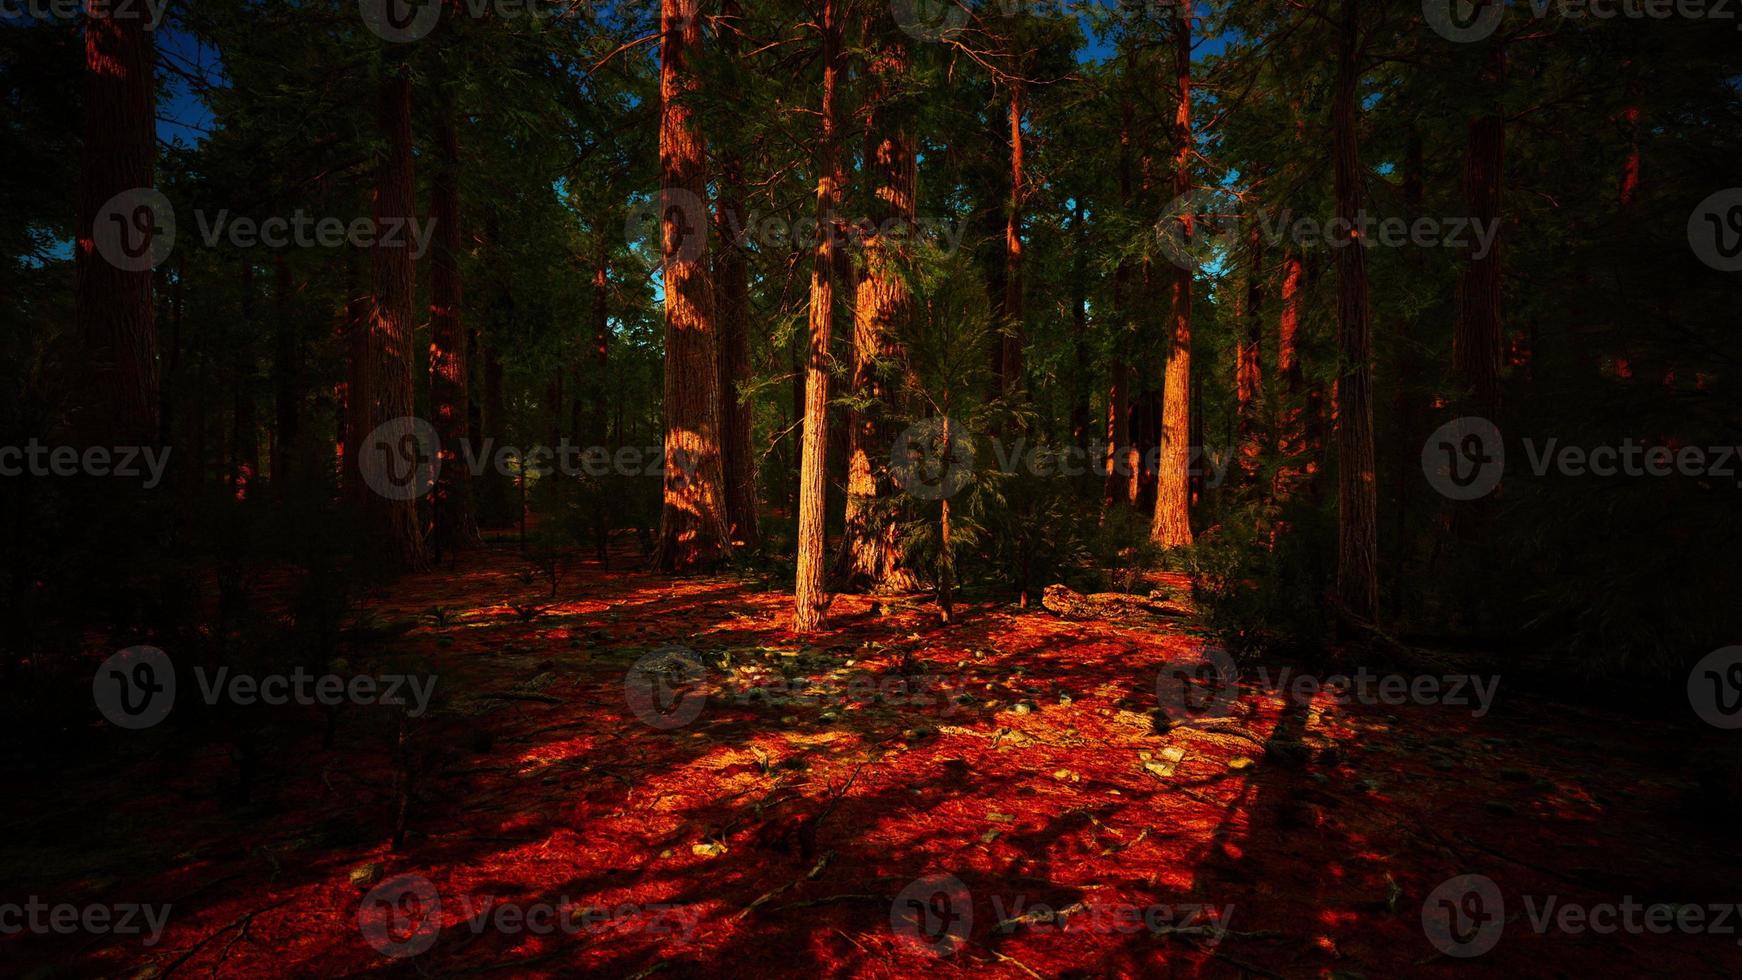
(5, 543), (1739, 976)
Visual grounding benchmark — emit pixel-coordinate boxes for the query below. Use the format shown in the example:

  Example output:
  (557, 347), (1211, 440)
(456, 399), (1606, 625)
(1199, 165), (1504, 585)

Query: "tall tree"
(1103, 97), (1136, 513)
(714, 0), (759, 550)
(1151, 10), (1194, 548)
(793, 0), (843, 632)
(839, 12), (918, 592)
(654, 0), (732, 571)
(1235, 218), (1263, 481)
(430, 103), (480, 558)
(999, 79), (1026, 407)
(351, 55), (425, 570)
(1454, 46), (1506, 429)
(1331, 0), (1378, 621)
(75, 6), (157, 445)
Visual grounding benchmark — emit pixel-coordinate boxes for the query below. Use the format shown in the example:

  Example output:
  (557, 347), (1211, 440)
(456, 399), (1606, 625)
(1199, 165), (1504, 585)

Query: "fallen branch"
(736, 851), (833, 919)
(484, 691), (566, 705)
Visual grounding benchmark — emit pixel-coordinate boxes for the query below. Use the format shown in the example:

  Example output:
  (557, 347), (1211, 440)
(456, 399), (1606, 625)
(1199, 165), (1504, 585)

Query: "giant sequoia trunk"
(793, 0), (843, 632)
(271, 254), (302, 497)
(655, 0), (732, 571)
(1236, 220), (1263, 482)
(1070, 199), (1091, 453)
(1103, 100), (1137, 514)
(75, 9), (158, 445)
(1331, 0), (1379, 621)
(233, 262), (259, 498)
(351, 61), (425, 571)
(838, 18), (918, 593)
(1150, 13), (1194, 548)
(588, 229), (612, 561)
(1454, 51), (1506, 429)
(430, 109), (480, 557)
(714, 0), (759, 551)
(1000, 81), (1026, 407)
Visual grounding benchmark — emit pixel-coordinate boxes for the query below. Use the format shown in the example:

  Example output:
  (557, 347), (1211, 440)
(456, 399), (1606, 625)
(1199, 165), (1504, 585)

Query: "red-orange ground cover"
(7, 543), (1739, 977)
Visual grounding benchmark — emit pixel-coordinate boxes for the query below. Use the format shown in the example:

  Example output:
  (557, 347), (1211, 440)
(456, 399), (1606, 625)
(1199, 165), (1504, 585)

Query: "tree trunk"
(1277, 250), (1303, 451)
(271, 254), (302, 498)
(1150, 12), (1193, 548)
(1454, 56), (1506, 429)
(794, 0), (843, 632)
(1070, 198), (1091, 454)
(430, 107), (479, 557)
(354, 60), (426, 570)
(1236, 218), (1263, 482)
(1332, 0), (1378, 622)
(233, 262), (258, 499)
(590, 228), (612, 561)
(838, 17), (918, 593)
(1104, 99), (1137, 514)
(654, 0), (732, 572)
(713, 0), (759, 552)
(75, 8), (157, 445)
(1000, 81), (1026, 408)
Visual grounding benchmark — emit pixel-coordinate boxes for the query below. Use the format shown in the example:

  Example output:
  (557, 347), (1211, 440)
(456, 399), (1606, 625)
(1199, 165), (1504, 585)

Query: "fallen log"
(1041, 584), (1195, 623)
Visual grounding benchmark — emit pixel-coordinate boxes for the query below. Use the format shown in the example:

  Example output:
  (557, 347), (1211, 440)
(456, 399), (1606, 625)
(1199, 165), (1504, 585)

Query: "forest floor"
(7, 540), (1741, 978)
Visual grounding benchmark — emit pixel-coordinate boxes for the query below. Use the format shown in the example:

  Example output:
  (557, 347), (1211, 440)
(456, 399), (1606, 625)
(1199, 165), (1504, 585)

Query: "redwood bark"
(589, 229), (611, 561)
(271, 254), (302, 497)
(233, 262), (258, 498)
(654, 0), (732, 571)
(1276, 250), (1304, 472)
(1000, 82), (1026, 406)
(354, 61), (425, 570)
(1235, 218), (1264, 482)
(714, 0), (759, 550)
(1332, 0), (1379, 621)
(430, 108), (479, 556)
(1103, 100), (1137, 513)
(1151, 12), (1193, 548)
(75, 6), (157, 445)
(1454, 59), (1505, 428)
(1070, 198), (1091, 453)
(838, 17), (918, 592)
(794, 0), (843, 632)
